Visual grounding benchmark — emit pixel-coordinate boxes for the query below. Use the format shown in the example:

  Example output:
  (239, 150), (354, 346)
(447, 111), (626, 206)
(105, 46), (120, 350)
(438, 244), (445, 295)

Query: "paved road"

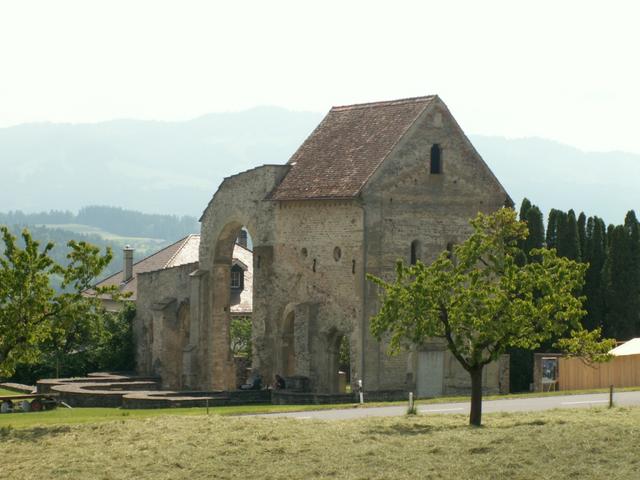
(257, 390), (640, 421)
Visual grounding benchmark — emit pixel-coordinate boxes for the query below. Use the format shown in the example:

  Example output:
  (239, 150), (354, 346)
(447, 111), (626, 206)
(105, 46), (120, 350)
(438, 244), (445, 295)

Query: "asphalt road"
(257, 390), (640, 421)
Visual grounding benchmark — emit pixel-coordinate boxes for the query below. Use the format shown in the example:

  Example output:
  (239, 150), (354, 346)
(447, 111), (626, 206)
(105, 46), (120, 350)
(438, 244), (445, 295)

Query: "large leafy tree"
(0, 226), (114, 377)
(368, 209), (613, 426)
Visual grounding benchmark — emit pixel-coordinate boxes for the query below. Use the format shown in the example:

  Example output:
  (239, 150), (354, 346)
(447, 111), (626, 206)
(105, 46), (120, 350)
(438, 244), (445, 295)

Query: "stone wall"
(136, 262), (197, 389)
(132, 98), (511, 398)
(271, 200), (364, 393)
(361, 98), (510, 392)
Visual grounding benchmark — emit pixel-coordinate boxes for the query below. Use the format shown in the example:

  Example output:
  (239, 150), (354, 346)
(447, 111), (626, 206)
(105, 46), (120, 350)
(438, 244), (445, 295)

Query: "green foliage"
(521, 203), (544, 262)
(0, 226), (117, 378)
(368, 208), (613, 425)
(602, 213), (640, 340)
(230, 316), (252, 357)
(10, 304), (136, 384)
(557, 209), (581, 261)
(582, 216), (607, 331)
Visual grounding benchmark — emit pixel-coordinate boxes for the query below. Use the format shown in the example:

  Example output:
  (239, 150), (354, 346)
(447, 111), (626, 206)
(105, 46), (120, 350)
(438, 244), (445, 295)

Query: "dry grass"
(2, 407), (640, 479)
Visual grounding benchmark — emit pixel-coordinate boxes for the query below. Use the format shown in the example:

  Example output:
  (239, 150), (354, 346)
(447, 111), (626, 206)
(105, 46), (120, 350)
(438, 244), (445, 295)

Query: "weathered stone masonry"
(134, 95), (512, 396)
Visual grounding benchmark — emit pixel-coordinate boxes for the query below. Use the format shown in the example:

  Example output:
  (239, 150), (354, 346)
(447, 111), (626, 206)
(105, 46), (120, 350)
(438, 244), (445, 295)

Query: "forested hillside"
(0, 206), (198, 240)
(0, 206), (199, 281)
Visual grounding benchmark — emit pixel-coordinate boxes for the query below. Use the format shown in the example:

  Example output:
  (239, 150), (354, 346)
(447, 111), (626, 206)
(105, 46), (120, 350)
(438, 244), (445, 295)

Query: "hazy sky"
(1, 0), (639, 153)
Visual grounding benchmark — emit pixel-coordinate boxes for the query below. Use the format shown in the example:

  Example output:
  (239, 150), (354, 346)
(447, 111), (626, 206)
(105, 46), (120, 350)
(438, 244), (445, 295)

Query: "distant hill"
(1, 107), (638, 224)
(470, 135), (640, 224)
(0, 107), (323, 216)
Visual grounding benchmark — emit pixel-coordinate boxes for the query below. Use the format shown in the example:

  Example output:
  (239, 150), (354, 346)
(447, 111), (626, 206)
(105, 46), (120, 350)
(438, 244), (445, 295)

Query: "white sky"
(1, 0), (639, 153)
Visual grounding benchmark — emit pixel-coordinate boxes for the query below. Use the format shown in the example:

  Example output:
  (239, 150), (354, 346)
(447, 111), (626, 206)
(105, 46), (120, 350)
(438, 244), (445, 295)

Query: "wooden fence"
(558, 354), (640, 390)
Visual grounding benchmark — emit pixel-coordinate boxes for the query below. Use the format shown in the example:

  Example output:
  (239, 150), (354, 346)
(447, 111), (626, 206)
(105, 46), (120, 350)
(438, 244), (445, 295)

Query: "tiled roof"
(269, 96), (435, 200)
(92, 235), (201, 301)
(92, 236), (253, 315)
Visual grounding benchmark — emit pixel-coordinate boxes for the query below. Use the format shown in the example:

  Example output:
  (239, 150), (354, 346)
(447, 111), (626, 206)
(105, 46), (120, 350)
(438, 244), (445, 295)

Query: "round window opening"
(333, 246), (342, 262)
(301, 247), (308, 258)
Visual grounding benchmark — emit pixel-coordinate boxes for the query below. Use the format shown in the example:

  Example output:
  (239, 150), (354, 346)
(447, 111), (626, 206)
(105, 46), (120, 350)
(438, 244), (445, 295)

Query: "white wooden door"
(417, 350), (444, 397)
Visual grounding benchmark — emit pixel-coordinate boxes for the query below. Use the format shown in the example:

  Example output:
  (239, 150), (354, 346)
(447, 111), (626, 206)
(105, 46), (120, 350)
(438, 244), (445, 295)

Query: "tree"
(368, 209), (613, 426)
(602, 213), (640, 340)
(0, 226), (114, 377)
(582, 216), (607, 331)
(546, 209), (560, 249)
(523, 205), (545, 261)
(519, 198), (532, 222)
(230, 316), (252, 357)
(557, 209), (581, 261)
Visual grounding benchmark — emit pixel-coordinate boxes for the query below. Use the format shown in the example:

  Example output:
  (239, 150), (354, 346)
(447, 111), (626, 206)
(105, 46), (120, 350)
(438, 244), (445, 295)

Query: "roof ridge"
(355, 96), (436, 195)
(331, 95), (435, 112)
(94, 234), (199, 286)
(163, 234), (199, 268)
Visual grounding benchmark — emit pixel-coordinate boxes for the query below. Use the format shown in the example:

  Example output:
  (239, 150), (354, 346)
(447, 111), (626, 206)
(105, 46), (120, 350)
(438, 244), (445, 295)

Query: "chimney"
(237, 230), (248, 248)
(123, 245), (134, 283)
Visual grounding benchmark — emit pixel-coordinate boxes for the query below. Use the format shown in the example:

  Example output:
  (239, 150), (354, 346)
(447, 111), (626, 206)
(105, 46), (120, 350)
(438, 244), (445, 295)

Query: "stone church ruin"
(134, 95), (512, 399)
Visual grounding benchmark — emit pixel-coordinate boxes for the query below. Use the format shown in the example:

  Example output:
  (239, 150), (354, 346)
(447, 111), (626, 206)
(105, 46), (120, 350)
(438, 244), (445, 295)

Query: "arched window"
(446, 241), (455, 256)
(410, 240), (422, 265)
(430, 144), (442, 174)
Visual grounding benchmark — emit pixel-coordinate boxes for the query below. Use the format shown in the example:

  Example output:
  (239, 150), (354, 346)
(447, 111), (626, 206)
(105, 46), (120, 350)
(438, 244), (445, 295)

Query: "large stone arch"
(194, 165), (288, 390)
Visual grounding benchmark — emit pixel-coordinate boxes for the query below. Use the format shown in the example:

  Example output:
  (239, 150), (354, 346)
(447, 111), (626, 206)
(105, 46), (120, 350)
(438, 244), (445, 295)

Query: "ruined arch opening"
(327, 329), (350, 393)
(211, 223), (256, 390)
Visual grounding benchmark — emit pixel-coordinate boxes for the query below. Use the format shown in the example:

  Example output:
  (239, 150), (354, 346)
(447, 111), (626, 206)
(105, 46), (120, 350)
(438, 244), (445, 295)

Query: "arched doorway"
(326, 329), (350, 393)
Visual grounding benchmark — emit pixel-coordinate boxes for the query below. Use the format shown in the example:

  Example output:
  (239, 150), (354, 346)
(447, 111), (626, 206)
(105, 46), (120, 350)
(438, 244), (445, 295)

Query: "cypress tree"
(603, 225), (635, 339)
(546, 209), (560, 249)
(577, 212), (587, 260)
(583, 216), (606, 331)
(624, 211), (640, 337)
(557, 209), (581, 261)
(523, 205), (545, 261)
(519, 198), (532, 222)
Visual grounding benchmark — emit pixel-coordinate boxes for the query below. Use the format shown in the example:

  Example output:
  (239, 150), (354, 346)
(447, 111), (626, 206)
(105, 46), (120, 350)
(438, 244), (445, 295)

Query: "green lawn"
(0, 403), (363, 429)
(2, 385), (638, 430)
(1, 407), (639, 479)
(0, 387), (20, 396)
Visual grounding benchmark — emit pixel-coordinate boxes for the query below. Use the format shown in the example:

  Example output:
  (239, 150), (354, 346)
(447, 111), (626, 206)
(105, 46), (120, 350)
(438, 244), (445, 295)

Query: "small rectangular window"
(231, 270), (243, 289)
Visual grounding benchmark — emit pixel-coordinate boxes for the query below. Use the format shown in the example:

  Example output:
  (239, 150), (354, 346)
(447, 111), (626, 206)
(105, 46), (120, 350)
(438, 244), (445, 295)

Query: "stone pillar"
(187, 269), (208, 389)
(209, 264), (236, 391)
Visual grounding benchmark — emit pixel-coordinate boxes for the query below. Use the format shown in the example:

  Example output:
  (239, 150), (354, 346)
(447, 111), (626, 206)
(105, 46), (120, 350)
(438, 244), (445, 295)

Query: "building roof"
(92, 235), (201, 301)
(610, 338), (640, 356)
(269, 96), (435, 201)
(92, 235), (253, 315)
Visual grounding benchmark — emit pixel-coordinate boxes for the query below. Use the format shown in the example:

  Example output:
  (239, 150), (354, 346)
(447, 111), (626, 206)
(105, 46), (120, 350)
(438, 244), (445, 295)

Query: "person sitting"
(273, 374), (286, 390)
(239, 372), (262, 390)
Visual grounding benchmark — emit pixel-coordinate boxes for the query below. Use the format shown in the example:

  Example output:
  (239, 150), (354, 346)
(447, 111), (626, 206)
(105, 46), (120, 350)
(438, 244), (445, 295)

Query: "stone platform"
(36, 373), (270, 409)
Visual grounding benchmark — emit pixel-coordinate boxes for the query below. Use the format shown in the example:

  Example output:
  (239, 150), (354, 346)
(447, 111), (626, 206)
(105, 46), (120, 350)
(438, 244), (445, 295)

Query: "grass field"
(2, 385), (639, 430)
(39, 223), (167, 243)
(1, 407), (639, 479)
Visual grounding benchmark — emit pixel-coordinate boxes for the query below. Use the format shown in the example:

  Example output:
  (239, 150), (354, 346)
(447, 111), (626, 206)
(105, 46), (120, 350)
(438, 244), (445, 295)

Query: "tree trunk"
(469, 366), (483, 426)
